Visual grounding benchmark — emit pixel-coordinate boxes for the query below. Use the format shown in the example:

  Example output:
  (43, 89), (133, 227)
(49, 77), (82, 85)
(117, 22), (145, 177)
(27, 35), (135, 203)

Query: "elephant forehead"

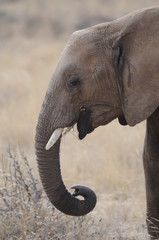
(71, 28), (94, 43)
(67, 29), (98, 53)
(58, 45), (99, 72)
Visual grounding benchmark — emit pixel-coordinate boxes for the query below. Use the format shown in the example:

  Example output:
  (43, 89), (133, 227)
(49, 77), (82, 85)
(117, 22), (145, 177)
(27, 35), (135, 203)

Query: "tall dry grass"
(0, 0), (159, 239)
(0, 145), (149, 239)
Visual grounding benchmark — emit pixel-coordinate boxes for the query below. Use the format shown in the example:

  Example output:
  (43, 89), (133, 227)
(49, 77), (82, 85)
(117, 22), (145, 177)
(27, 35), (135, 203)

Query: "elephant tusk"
(45, 128), (63, 150)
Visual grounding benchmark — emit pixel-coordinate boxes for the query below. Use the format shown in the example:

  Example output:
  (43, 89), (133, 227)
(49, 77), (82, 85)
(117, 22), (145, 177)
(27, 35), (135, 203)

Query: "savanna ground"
(0, 0), (159, 239)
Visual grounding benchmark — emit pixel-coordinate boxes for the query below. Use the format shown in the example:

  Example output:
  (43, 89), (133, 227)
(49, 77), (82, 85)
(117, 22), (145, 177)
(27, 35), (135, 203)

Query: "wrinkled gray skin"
(35, 7), (159, 239)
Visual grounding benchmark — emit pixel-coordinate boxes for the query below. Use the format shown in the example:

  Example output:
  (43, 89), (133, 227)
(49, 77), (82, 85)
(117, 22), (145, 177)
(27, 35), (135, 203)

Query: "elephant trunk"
(35, 117), (96, 216)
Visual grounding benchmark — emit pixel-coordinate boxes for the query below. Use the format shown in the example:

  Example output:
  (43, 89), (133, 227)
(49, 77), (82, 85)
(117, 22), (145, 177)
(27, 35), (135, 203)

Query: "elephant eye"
(68, 77), (81, 88)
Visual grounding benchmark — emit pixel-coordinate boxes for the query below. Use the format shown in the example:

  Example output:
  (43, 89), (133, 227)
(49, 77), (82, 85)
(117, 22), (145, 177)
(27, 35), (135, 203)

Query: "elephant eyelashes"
(68, 77), (81, 89)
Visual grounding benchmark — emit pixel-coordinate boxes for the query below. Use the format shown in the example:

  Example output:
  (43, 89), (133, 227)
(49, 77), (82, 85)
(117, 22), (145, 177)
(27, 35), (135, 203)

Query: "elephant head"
(35, 7), (159, 216)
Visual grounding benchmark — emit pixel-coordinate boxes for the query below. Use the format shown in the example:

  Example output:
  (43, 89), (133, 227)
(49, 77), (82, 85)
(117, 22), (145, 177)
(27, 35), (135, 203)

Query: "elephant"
(35, 7), (159, 239)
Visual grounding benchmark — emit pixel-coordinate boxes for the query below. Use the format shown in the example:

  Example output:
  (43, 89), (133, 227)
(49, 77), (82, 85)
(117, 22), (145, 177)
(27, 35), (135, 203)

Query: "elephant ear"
(112, 8), (159, 126)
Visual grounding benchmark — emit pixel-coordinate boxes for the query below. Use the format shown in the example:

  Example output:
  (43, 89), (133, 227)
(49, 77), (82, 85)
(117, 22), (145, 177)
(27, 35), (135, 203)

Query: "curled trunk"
(35, 120), (96, 216)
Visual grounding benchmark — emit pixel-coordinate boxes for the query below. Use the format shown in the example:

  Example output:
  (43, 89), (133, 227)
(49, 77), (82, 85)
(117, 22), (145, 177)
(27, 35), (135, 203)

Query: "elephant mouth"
(77, 108), (94, 139)
(118, 115), (128, 126)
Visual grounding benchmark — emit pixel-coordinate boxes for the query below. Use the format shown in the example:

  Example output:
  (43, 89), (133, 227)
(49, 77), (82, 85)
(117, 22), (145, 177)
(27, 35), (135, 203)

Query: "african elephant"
(35, 7), (159, 239)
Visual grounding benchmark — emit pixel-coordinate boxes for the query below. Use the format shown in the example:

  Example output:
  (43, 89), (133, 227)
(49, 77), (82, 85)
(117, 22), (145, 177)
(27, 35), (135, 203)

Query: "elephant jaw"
(45, 108), (94, 150)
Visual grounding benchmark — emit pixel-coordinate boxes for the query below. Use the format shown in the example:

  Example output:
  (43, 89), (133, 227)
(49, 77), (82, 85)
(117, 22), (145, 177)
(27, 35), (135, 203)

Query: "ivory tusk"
(45, 128), (63, 150)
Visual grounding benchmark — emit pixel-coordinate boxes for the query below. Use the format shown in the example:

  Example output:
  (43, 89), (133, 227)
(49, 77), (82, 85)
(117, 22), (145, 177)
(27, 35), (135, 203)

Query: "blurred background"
(0, 0), (158, 239)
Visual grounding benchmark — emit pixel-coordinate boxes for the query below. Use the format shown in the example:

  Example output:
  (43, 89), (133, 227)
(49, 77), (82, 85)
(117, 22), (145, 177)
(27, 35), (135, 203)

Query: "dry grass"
(0, 0), (159, 239)
(0, 147), (149, 240)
